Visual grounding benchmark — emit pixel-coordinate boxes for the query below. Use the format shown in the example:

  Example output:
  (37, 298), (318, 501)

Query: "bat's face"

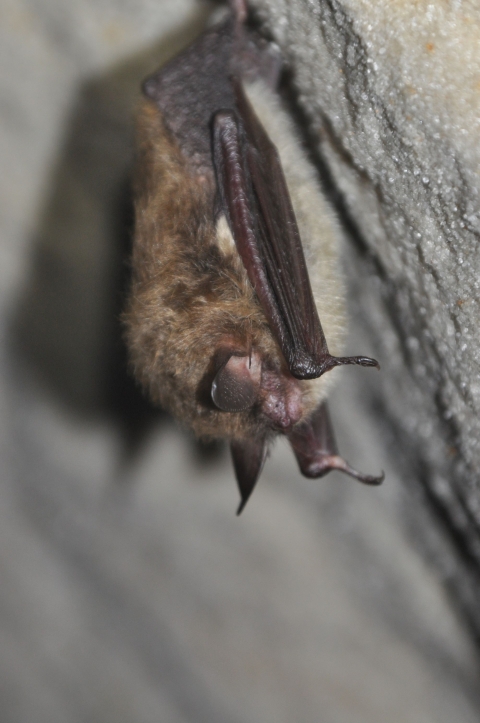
(124, 107), (325, 440)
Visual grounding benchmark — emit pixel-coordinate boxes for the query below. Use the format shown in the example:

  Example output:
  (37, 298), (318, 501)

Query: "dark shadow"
(190, 436), (227, 468)
(11, 2), (225, 471)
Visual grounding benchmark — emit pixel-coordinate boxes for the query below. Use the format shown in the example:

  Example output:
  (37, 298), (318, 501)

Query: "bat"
(124, 0), (383, 514)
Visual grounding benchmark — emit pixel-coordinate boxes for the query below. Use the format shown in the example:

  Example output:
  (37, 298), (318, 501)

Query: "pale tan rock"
(253, 0), (480, 639)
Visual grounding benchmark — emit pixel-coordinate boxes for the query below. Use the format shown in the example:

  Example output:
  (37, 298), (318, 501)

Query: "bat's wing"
(288, 402), (384, 485)
(212, 78), (378, 380)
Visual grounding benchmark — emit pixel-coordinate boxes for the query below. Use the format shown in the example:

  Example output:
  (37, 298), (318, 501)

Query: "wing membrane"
(212, 78), (378, 379)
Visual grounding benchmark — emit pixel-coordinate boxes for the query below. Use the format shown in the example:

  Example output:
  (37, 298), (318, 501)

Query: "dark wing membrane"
(213, 83), (328, 379)
(233, 79), (330, 380)
(212, 109), (288, 359)
(213, 78), (378, 379)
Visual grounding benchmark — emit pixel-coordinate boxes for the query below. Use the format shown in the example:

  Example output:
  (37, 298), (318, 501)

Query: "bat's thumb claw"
(356, 356), (380, 370)
(327, 355), (380, 372)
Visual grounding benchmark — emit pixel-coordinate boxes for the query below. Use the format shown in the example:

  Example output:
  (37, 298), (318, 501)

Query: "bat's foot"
(288, 401), (384, 486)
(297, 452), (384, 486)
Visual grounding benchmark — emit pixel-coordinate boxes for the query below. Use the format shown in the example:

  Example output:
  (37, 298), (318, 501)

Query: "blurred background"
(1, 0), (479, 721)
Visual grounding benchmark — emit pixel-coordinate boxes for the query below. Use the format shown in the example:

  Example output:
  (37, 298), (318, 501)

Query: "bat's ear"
(211, 353), (261, 413)
(231, 436), (267, 515)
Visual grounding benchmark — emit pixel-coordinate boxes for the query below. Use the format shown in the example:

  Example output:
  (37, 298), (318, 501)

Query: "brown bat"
(124, 0), (383, 514)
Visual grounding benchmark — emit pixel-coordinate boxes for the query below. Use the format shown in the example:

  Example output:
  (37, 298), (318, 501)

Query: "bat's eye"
(211, 353), (261, 413)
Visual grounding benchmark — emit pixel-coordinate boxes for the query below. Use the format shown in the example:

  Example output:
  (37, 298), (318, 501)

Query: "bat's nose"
(259, 370), (303, 432)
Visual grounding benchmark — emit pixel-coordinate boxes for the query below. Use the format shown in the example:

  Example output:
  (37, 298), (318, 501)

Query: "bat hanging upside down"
(124, 0), (383, 513)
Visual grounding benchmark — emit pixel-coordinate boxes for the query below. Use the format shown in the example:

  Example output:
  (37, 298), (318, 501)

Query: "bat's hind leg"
(288, 402), (384, 486)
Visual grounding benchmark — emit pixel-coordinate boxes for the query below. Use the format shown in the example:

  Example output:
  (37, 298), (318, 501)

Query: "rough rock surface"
(1, 0), (480, 721)
(252, 0), (480, 638)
